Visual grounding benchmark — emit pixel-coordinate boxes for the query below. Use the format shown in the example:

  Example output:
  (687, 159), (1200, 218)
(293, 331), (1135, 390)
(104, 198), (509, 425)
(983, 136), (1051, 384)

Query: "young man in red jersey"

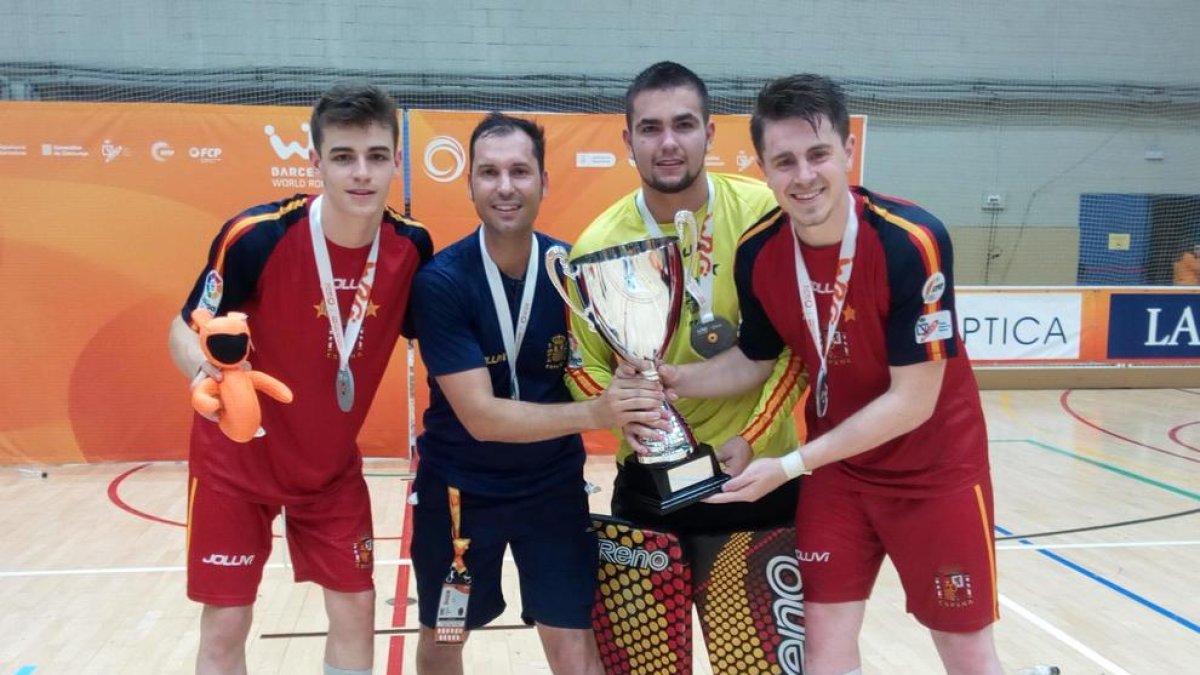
(169, 83), (432, 675)
(662, 74), (1004, 675)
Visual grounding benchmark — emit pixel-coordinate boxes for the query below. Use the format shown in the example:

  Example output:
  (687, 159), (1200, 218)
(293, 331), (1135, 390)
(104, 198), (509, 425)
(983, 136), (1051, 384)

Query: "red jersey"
(182, 194), (432, 504)
(736, 187), (988, 496)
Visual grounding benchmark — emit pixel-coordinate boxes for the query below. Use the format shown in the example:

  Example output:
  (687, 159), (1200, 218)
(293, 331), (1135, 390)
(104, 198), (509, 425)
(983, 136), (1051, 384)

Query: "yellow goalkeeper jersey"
(565, 172), (806, 464)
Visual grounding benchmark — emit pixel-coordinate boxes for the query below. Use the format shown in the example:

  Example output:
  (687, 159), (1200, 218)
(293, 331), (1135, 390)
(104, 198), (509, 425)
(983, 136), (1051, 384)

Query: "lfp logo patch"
(200, 270), (223, 313)
(916, 310), (953, 344)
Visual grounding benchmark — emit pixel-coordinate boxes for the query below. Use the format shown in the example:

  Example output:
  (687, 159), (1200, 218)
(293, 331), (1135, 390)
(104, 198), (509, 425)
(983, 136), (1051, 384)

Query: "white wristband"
(780, 449), (811, 479)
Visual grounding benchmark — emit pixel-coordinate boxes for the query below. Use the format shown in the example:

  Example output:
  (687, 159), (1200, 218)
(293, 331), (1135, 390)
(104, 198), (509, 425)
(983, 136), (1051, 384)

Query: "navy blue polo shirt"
(411, 228), (584, 499)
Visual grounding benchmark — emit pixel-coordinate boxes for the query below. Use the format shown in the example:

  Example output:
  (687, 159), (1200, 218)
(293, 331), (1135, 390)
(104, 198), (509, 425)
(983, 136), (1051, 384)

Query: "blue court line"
(15, 666), (38, 675)
(995, 524), (1200, 635)
(992, 437), (1200, 634)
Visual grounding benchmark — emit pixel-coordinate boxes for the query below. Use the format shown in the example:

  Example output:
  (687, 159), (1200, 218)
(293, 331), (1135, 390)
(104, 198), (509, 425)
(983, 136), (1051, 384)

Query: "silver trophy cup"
(546, 237), (729, 514)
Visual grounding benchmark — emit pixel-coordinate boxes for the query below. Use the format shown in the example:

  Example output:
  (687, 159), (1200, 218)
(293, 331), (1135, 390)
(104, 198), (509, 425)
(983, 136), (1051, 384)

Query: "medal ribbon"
(448, 486), (470, 575)
(636, 174), (717, 322)
(479, 227), (539, 400)
(309, 195), (380, 400)
(792, 192), (859, 418)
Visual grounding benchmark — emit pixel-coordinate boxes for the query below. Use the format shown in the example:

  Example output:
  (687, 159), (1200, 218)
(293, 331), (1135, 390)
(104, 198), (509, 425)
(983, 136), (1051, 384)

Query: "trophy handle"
(673, 210), (700, 280)
(544, 245), (593, 326)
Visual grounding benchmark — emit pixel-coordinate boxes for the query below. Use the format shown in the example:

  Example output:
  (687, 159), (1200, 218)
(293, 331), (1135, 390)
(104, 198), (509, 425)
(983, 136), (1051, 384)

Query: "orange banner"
(408, 110), (866, 242)
(0, 101), (412, 464)
(0, 102), (864, 464)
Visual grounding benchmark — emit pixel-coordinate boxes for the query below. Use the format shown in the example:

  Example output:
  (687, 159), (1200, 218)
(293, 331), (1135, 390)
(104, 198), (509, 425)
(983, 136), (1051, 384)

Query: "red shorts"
(795, 470), (999, 632)
(186, 474), (375, 606)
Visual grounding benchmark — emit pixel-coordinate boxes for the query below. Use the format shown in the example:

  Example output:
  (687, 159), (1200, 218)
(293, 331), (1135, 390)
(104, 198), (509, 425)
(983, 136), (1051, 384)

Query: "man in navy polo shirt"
(409, 112), (662, 675)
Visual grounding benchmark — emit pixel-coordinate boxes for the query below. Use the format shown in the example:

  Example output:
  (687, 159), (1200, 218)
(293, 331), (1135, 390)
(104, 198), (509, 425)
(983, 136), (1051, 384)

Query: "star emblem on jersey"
(315, 300), (379, 318)
(843, 306), (856, 322)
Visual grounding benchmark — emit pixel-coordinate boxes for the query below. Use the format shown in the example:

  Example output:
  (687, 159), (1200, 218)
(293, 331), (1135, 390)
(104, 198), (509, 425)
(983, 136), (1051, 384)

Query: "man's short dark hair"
(469, 112), (547, 173)
(310, 83), (399, 153)
(750, 74), (850, 157)
(624, 61), (710, 128)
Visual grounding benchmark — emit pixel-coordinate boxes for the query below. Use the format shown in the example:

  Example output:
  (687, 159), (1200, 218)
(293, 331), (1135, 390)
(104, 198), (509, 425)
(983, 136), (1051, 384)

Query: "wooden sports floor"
(2, 388), (1197, 674)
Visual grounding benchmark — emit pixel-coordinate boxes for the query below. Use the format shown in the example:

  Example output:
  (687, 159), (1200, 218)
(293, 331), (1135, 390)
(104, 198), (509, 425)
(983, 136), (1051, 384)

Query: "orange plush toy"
(190, 308), (294, 442)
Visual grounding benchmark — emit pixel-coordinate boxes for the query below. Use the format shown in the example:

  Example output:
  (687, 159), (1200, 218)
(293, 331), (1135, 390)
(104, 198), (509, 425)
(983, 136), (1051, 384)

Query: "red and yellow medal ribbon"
(448, 486), (471, 575)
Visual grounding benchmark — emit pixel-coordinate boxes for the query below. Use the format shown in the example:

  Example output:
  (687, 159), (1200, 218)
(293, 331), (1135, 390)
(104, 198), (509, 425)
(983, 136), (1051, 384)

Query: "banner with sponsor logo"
(1107, 292), (1200, 359)
(406, 110), (866, 244)
(0, 102), (861, 464)
(957, 292), (1083, 361)
(957, 286), (1200, 365)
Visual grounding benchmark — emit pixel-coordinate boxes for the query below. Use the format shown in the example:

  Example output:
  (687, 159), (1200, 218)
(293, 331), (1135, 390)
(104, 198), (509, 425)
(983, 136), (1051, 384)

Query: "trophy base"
(626, 443), (731, 516)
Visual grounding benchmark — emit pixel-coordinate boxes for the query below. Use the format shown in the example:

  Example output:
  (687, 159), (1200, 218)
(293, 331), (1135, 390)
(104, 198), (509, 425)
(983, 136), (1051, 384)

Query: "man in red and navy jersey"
(168, 84), (432, 675)
(661, 74), (1003, 675)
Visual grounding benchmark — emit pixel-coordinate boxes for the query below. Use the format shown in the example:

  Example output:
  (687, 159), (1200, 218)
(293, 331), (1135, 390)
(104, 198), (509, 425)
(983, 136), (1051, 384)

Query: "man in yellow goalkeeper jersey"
(565, 61), (807, 535)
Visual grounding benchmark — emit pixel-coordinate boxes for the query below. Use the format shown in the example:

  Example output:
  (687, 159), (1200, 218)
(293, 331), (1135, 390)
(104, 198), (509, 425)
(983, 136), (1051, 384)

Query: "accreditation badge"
(435, 487), (472, 644)
(435, 565), (471, 644)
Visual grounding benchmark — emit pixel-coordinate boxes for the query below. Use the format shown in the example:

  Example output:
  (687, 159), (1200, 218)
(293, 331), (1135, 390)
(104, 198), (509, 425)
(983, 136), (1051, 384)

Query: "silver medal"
(689, 316), (736, 359)
(336, 366), (355, 413)
(815, 369), (829, 418)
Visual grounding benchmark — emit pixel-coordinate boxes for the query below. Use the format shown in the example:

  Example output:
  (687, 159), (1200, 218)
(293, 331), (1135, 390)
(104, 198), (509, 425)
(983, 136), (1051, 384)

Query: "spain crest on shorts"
(934, 567), (974, 608)
(352, 535), (374, 569)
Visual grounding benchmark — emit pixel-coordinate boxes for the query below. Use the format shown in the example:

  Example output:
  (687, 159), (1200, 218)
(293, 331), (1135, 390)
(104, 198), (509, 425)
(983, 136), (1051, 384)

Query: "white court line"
(0, 557), (410, 578)
(0, 558), (413, 579)
(997, 539), (1200, 551)
(1000, 593), (1132, 675)
(3, 540), (1196, 578)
